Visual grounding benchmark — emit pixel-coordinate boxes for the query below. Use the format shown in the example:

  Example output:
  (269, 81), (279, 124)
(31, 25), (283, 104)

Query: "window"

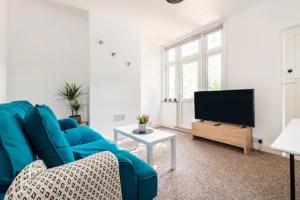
(207, 53), (222, 90)
(182, 62), (198, 98)
(205, 28), (223, 91)
(167, 48), (176, 62)
(207, 30), (221, 50)
(166, 48), (177, 99)
(168, 65), (176, 98)
(164, 26), (224, 100)
(181, 40), (199, 58)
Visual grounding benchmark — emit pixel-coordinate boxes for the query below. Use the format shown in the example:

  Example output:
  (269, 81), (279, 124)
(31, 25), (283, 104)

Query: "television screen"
(194, 89), (255, 127)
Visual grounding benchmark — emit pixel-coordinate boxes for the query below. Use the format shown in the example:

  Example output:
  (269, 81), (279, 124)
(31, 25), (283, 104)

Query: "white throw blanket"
(5, 151), (122, 200)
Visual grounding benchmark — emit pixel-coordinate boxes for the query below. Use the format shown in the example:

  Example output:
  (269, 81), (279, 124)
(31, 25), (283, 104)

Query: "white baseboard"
(149, 121), (162, 128)
(253, 143), (300, 160)
(156, 123), (176, 129)
(253, 143), (281, 155)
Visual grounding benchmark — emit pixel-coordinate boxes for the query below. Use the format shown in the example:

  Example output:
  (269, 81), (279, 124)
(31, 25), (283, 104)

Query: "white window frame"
(179, 38), (202, 101)
(163, 23), (227, 100)
(164, 37), (202, 100)
(203, 28), (226, 90)
(165, 47), (180, 100)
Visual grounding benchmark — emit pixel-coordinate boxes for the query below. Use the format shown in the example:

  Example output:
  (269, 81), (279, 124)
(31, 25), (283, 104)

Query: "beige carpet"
(119, 127), (300, 200)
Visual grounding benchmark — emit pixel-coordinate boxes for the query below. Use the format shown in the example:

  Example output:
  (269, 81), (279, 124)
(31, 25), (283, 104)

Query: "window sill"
(161, 101), (178, 103)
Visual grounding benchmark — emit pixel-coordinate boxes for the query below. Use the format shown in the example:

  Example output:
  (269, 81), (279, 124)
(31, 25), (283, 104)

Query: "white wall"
(0, 0), (7, 102)
(6, 0), (156, 139)
(50, 1), (160, 138)
(7, 0), (89, 119)
(141, 38), (161, 126)
(157, 0), (300, 150)
(89, 9), (141, 139)
(226, 0), (300, 147)
(160, 102), (177, 128)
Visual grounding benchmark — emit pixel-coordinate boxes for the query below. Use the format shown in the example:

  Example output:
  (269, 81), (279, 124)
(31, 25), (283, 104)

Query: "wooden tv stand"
(192, 121), (253, 155)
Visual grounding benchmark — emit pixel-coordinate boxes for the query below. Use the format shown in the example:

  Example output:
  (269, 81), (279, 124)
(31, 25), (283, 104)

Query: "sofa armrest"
(5, 152), (122, 200)
(64, 126), (105, 147)
(58, 117), (78, 130)
(115, 154), (138, 200)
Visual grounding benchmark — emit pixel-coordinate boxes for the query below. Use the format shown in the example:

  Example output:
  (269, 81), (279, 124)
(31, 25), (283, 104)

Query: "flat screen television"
(194, 89), (255, 127)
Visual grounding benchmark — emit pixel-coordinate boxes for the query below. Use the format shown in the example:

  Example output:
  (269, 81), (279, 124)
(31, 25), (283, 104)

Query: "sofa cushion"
(24, 105), (74, 168)
(0, 110), (35, 193)
(71, 140), (121, 160)
(0, 101), (33, 118)
(64, 126), (105, 147)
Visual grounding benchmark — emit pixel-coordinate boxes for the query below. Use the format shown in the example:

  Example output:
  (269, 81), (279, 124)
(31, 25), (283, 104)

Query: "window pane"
(207, 30), (222, 50)
(181, 40), (199, 58)
(167, 48), (176, 62)
(182, 62), (198, 98)
(168, 65), (176, 98)
(207, 53), (222, 90)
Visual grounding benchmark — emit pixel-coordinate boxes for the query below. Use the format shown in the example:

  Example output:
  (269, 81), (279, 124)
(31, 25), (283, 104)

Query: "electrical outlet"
(113, 114), (125, 122)
(253, 137), (263, 144)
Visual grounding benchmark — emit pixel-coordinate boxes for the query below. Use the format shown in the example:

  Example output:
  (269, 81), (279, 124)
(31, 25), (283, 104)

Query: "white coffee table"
(113, 124), (176, 170)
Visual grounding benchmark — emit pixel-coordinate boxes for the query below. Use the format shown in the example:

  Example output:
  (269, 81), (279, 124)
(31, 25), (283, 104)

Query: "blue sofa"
(0, 101), (157, 200)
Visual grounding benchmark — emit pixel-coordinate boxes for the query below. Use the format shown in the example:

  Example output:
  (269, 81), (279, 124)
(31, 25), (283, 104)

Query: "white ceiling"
(50, 0), (260, 45)
(139, 0), (259, 44)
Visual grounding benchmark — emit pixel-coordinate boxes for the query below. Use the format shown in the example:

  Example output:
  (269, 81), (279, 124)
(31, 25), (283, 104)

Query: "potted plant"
(70, 99), (81, 123)
(58, 82), (85, 123)
(136, 114), (149, 133)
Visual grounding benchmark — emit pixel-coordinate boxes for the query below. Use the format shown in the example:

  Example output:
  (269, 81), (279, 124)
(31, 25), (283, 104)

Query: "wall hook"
(111, 52), (117, 57)
(126, 61), (131, 67)
(98, 40), (104, 46)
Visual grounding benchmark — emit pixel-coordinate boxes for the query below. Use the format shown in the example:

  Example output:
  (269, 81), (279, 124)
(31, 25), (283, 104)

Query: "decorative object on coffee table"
(132, 129), (153, 134)
(136, 114), (149, 133)
(58, 82), (86, 123)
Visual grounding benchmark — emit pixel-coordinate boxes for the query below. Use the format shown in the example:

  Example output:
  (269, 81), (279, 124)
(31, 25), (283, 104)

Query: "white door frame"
(282, 25), (300, 128)
(177, 38), (203, 129)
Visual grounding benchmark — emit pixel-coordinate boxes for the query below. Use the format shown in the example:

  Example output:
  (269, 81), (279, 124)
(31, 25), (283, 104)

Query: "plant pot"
(138, 123), (147, 133)
(70, 115), (81, 124)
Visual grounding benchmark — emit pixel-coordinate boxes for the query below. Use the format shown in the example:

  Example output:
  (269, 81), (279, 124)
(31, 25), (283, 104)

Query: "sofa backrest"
(0, 101), (35, 195)
(0, 101), (34, 118)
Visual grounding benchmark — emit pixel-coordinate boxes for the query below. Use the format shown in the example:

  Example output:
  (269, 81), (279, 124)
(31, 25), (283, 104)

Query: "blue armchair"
(0, 101), (157, 200)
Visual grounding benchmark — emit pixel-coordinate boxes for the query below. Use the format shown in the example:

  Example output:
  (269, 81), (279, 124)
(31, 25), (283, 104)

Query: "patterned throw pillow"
(4, 160), (47, 200)
(5, 151), (122, 200)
